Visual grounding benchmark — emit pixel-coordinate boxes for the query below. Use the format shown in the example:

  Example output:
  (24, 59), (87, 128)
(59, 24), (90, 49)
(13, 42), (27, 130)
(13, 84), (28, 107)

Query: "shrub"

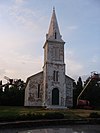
(34, 113), (44, 120)
(20, 113), (44, 120)
(89, 112), (100, 118)
(44, 112), (64, 119)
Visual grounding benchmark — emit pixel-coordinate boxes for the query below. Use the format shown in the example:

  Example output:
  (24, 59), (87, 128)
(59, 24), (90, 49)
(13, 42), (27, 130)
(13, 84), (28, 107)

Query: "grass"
(0, 106), (100, 122)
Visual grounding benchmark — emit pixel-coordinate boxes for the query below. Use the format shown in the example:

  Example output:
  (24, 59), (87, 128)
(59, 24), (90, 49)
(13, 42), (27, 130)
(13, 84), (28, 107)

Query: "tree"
(76, 77), (83, 94)
(0, 79), (25, 106)
(83, 78), (100, 108)
(73, 77), (83, 108)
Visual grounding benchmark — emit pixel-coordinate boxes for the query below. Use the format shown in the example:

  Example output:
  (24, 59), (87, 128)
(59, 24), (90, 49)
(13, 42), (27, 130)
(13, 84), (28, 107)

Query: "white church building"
(24, 9), (74, 109)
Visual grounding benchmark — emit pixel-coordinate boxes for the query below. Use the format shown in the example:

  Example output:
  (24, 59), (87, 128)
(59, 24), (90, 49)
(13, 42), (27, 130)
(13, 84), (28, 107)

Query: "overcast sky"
(0, 0), (100, 82)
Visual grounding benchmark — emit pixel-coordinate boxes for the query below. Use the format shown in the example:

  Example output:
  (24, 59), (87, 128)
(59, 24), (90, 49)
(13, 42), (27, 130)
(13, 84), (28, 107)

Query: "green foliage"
(89, 112), (100, 118)
(0, 79), (25, 106)
(73, 77), (83, 108)
(21, 112), (44, 120)
(77, 77), (83, 92)
(73, 75), (100, 108)
(44, 112), (64, 119)
(83, 78), (100, 107)
(0, 111), (64, 122)
(0, 106), (100, 122)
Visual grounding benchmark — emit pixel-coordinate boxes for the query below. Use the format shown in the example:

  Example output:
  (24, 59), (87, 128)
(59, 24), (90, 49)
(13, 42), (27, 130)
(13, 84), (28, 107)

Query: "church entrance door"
(52, 88), (59, 105)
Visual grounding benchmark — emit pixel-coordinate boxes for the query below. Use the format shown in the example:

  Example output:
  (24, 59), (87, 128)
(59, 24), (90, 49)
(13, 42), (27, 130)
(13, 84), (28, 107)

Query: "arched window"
(52, 88), (59, 105)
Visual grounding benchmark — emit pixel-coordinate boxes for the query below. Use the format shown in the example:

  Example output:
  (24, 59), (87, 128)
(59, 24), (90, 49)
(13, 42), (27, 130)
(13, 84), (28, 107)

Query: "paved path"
(1, 125), (100, 133)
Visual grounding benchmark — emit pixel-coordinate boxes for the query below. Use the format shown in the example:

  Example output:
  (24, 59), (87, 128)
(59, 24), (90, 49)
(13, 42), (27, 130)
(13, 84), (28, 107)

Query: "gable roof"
(65, 75), (74, 81)
(25, 71), (43, 86)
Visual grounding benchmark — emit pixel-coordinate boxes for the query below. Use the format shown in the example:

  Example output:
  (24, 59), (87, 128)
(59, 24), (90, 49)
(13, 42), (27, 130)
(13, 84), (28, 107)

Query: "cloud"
(15, 0), (26, 4)
(7, 2), (48, 49)
(65, 49), (84, 80)
(9, 3), (47, 33)
(9, 5), (36, 27)
(0, 2), (46, 57)
(0, 68), (6, 80)
(0, 50), (43, 82)
(63, 25), (78, 40)
(0, 1), (46, 82)
(67, 59), (83, 75)
(91, 55), (99, 63)
(67, 25), (78, 30)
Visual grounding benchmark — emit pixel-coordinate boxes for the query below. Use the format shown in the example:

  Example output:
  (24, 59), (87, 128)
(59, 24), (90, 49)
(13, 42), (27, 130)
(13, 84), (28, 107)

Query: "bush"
(20, 113), (44, 120)
(89, 112), (100, 118)
(44, 112), (64, 119)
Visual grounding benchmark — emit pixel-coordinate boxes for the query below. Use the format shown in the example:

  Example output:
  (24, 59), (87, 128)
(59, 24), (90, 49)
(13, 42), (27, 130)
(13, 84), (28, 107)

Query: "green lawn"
(0, 106), (100, 122)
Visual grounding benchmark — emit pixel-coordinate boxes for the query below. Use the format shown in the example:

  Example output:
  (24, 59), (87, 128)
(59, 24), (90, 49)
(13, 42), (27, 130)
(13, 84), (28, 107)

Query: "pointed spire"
(53, 6), (55, 11)
(46, 8), (63, 42)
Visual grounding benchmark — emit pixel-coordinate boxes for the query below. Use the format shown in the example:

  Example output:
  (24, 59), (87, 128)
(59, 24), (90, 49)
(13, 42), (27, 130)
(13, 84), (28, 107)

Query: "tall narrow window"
(53, 71), (59, 82)
(53, 71), (56, 81)
(56, 71), (58, 81)
(55, 48), (60, 60)
(37, 84), (40, 98)
(55, 32), (57, 39)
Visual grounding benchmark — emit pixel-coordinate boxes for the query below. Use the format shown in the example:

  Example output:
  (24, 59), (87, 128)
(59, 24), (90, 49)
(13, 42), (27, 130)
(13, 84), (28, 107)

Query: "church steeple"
(46, 8), (64, 42)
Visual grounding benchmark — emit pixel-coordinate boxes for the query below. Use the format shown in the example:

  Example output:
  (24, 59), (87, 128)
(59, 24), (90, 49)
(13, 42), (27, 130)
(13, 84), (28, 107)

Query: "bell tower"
(43, 8), (66, 108)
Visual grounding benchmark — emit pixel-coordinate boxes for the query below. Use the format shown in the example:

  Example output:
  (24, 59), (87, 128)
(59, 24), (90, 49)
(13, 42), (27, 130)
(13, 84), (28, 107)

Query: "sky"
(0, 0), (100, 83)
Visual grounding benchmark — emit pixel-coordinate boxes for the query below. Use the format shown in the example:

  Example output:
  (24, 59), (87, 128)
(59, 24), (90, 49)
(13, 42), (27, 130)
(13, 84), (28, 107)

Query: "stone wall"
(24, 72), (43, 106)
(65, 76), (74, 107)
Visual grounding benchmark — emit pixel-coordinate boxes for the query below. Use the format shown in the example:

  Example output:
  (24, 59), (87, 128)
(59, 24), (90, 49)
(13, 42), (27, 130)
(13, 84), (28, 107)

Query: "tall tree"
(76, 76), (83, 94)
(73, 77), (83, 108)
